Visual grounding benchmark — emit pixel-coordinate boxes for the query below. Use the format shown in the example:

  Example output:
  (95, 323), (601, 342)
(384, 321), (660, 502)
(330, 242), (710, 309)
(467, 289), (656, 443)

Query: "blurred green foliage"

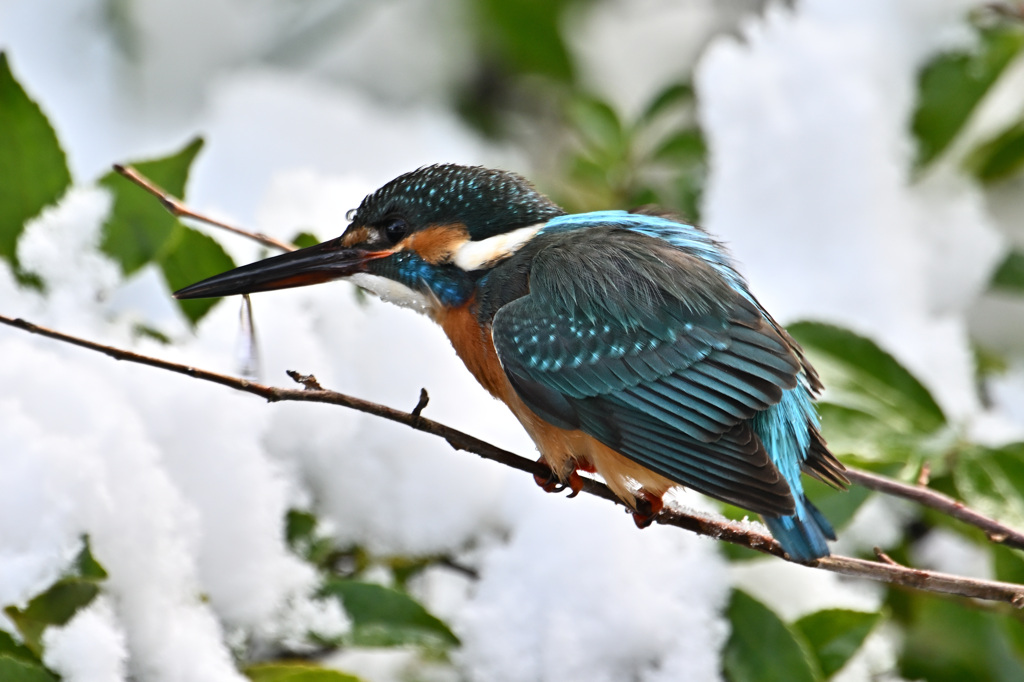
(5, 4), (1024, 681)
(470, 0), (586, 83)
(558, 84), (707, 221)
(912, 22), (1024, 170)
(245, 663), (362, 679)
(245, 663), (363, 682)
(321, 579), (459, 650)
(723, 590), (819, 682)
(724, 595), (882, 682)
(0, 539), (105, 681)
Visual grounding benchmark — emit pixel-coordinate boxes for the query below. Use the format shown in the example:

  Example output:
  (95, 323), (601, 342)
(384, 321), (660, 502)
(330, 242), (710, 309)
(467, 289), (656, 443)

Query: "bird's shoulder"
(483, 215), (803, 410)
(474, 211), (743, 326)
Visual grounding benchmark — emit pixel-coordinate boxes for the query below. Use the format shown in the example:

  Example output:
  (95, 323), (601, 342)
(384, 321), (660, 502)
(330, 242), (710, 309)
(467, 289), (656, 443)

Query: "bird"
(175, 163), (847, 562)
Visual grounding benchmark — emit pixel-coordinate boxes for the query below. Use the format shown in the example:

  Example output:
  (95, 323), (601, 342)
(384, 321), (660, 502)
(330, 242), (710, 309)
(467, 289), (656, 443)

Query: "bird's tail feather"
(763, 497), (835, 562)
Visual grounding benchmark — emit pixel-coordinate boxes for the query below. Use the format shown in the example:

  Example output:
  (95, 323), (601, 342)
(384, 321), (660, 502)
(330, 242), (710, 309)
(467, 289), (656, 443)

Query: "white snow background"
(2, 0), (1024, 681)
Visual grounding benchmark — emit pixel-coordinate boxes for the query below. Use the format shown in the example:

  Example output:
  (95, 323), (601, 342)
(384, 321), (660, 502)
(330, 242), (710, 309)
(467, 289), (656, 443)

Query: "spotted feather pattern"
(486, 216), (846, 560)
(351, 164), (565, 240)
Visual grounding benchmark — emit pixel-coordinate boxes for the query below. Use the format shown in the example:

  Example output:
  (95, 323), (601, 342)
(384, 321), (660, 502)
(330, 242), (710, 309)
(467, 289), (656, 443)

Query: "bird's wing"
(490, 227), (803, 515)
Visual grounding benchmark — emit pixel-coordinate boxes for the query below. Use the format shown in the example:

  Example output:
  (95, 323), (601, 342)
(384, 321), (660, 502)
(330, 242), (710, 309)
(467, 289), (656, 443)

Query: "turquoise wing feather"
(488, 222), (844, 559)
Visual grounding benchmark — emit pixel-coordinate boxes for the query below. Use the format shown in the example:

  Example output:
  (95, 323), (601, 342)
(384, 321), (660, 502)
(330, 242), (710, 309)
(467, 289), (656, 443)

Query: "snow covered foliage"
(2, 1), (1024, 681)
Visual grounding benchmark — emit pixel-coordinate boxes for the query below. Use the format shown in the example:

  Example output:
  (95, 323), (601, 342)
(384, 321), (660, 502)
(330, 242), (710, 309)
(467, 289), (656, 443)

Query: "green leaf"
(0, 631), (39, 665)
(814, 402), (929, 467)
(290, 232), (320, 249)
(157, 224), (235, 325)
(898, 589), (1024, 681)
(0, 52), (72, 268)
(987, 248), (1024, 292)
(794, 609), (881, 678)
(992, 545), (1024, 584)
(74, 536), (108, 581)
(245, 662), (363, 682)
(638, 82), (695, 126)
(674, 170), (704, 224)
(472, 0), (579, 83)
(954, 443), (1024, 531)
(4, 579), (101, 656)
(912, 25), (1024, 168)
(569, 95), (625, 157)
(990, 250), (1024, 294)
(284, 509), (338, 567)
(100, 137), (204, 275)
(132, 324), (173, 345)
(816, 403), (895, 458)
(723, 590), (820, 682)
(286, 509), (318, 548)
(322, 579), (459, 648)
(1002, 617), (1024, 667)
(788, 322), (946, 435)
(966, 118), (1024, 183)
(0, 656), (57, 682)
(801, 476), (872, 533)
(653, 129), (706, 164)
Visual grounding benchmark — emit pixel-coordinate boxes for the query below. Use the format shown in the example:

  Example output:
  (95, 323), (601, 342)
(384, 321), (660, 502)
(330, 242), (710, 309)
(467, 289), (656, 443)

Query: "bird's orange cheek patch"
(402, 224), (470, 265)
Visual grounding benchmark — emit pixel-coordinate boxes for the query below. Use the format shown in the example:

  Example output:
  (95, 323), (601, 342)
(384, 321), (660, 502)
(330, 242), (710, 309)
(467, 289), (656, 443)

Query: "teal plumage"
(175, 164), (847, 562)
(478, 211), (845, 561)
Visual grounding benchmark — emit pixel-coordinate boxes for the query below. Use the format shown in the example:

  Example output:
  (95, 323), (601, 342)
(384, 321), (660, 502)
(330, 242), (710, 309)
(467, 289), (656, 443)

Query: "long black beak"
(174, 237), (387, 299)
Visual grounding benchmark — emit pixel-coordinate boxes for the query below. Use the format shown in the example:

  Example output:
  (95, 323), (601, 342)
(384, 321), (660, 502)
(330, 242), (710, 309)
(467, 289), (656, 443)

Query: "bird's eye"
(382, 217), (408, 243)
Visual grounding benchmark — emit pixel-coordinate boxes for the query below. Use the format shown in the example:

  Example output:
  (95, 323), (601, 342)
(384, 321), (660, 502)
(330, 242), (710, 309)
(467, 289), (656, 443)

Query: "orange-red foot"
(533, 459), (566, 494)
(566, 470), (585, 498)
(632, 491), (665, 529)
(533, 459), (588, 497)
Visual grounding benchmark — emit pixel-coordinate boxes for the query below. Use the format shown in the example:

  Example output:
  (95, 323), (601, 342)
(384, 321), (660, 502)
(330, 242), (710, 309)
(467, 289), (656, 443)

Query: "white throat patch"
(348, 273), (433, 314)
(452, 223), (543, 271)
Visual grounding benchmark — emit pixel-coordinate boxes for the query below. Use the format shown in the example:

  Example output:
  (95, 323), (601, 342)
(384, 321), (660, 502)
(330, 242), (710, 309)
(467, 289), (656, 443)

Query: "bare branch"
(3, 312), (1024, 607)
(845, 468), (1024, 550)
(112, 164), (297, 253)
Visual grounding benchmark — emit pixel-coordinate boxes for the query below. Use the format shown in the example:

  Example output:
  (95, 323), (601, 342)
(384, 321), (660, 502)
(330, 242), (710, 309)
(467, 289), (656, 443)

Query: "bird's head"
(174, 164), (564, 313)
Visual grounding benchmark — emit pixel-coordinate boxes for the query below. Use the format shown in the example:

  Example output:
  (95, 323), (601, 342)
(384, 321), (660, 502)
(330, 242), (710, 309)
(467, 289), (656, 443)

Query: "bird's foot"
(533, 459), (587, 497)
(566, 469), (585, 498)
(533, 459), (567, 494)
(632, 491), (664, 529)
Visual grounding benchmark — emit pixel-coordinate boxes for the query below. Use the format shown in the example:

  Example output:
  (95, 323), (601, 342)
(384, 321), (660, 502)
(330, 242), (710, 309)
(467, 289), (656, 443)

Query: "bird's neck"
(360, 252), (478, 316)
(470, 241), (539, 327)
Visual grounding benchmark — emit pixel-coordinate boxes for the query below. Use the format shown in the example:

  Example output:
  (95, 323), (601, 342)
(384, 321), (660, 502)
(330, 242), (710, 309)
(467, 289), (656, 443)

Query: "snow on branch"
(2, 311), (1023, 608)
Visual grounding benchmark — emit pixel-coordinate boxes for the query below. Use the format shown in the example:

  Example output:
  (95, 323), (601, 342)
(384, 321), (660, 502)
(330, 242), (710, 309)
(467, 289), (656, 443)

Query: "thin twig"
(873, 547), (900, 566)
(112, 164), (297, 253)
(917, 461), (931, 487)
(411, 388), (430, 418)
(437, 556), (480, 581)
(845, 468), (1024, 550)
(3, 313), (1024, 607)
(286, 370), (324, 391)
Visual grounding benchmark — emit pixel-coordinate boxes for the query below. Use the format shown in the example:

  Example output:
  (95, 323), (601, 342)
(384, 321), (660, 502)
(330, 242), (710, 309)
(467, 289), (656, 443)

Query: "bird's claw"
(533, 459), (586, 497)
(631, 492), (664, 529)
(533, 461), (565, 493)
(566, 470), (585, 498)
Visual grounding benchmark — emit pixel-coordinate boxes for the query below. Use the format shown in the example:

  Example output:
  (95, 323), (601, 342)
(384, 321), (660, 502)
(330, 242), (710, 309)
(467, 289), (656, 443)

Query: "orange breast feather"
(437, 301), (675, 507)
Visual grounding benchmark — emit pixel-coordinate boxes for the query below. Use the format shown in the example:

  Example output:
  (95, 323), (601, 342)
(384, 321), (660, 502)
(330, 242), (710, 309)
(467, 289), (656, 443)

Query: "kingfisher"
(175, 164), (847, 562)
